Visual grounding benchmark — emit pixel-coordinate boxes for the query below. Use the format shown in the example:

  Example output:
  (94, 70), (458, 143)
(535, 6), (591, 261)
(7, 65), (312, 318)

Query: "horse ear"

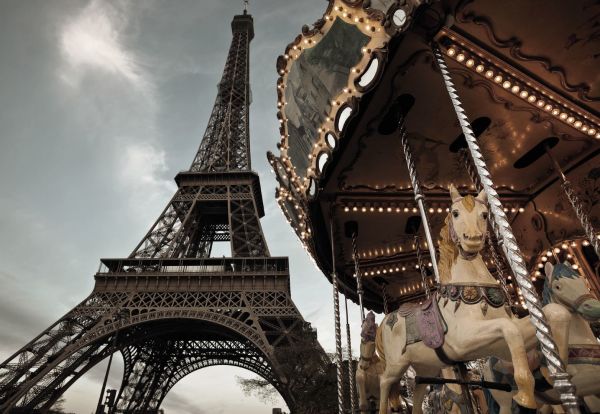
(476, 189), (487, 204)
(545, 262), (554, 284)
(449, 184), (462, 203)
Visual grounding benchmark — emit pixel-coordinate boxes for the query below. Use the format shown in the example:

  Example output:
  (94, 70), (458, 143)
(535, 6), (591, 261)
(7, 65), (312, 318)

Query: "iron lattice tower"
(0, 11), (327, 414)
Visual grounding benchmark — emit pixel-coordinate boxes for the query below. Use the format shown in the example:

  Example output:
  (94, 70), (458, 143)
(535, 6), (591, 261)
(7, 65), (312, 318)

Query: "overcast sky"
(0, 1), (367, 413)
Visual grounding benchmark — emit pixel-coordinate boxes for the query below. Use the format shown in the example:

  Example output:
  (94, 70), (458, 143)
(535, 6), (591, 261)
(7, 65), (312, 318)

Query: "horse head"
(359, 311), (378, 370)
(445, 185), (488, 257)
(544, 261), (600, 320)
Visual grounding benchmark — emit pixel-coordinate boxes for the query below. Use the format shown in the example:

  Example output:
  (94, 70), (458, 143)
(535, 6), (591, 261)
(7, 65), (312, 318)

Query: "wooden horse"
(356, 311), (403, 413)
(375, 185), (571, 414)
(486, 261), (600, 413)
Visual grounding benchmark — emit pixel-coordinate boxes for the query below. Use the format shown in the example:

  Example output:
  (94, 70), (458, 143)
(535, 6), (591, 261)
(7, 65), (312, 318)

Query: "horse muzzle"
(577, 298), (600, 321)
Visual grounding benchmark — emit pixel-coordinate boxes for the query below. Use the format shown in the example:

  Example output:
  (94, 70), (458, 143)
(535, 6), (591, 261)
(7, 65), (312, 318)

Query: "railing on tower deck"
(96, 257), (290, 276)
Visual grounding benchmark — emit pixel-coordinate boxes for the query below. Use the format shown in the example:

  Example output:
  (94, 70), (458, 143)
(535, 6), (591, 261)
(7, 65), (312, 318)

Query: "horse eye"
(555, 284), (561, 290)
(452, 211), (459, 218)
(482, 212), (488, 220)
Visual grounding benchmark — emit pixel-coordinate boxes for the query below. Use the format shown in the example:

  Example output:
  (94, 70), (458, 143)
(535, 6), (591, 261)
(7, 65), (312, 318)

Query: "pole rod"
(330, 212), (345, 414)
(400, 126), (441, 284)
(546, 146), (600, 257)
(351, 232), (366, 321)
(345, 296), (357, 414)
(433, 45), (579, 413)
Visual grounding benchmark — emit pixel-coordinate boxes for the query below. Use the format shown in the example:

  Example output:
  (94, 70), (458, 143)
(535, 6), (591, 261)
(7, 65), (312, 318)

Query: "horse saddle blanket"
(397, 295), (447, 350)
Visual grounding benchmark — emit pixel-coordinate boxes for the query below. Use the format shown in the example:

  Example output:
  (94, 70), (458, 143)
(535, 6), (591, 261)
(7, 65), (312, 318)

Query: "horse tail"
(375, 320), (385, 364)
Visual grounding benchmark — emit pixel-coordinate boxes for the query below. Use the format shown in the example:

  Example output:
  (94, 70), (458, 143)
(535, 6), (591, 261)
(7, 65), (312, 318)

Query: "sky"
(0, 1), (366, 413)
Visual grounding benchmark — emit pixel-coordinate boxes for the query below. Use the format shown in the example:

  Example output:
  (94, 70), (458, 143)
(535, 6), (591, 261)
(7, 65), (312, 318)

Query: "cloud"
(117, 142), (175, 222)
(59, 0), (153, 96)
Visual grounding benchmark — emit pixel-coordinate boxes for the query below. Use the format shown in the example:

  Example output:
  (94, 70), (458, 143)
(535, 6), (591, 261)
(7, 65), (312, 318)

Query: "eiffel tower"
(0, 9), (326, 414)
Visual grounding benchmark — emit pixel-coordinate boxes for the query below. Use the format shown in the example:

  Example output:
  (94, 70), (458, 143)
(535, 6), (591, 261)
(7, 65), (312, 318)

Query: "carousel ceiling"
(268, 0), (600, 312)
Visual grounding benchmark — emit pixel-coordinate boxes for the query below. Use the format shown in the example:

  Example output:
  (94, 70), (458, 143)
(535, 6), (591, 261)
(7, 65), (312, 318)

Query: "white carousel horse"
(356, 311), (403, 413)
(375, 185), (571, 414)
(486, 261), (600, 413)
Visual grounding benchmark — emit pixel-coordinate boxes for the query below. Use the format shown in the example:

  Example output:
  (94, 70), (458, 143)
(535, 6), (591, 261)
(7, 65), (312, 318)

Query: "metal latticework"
(190, 13), (253, 173)
(0, 11), (326, 414)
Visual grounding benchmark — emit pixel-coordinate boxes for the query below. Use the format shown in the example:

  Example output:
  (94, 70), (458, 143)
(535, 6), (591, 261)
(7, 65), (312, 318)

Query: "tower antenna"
(244, 0), (249, 13)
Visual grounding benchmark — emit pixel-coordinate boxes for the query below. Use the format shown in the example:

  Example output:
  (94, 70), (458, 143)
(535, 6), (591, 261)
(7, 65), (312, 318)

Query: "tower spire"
(190, 10), (254, 172)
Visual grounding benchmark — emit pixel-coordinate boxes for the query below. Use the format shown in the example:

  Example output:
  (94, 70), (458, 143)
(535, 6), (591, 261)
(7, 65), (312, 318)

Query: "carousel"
(267, 0), (600, 413)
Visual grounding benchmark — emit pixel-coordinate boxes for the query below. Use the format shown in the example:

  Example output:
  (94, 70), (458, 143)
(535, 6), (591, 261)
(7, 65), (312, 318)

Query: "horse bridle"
(449, 197), (487, 261)
(553, 291), (596, 314)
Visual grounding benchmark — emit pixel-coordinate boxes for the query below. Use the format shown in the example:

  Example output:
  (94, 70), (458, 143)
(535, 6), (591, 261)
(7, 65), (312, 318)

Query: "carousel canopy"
(268, 0), (600, 312)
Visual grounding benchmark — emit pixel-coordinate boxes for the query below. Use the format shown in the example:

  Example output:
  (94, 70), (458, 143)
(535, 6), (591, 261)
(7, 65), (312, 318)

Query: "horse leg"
(379, 361), (409, 414)
(356, 368), (369, 413)
(451, 319), (535, 409)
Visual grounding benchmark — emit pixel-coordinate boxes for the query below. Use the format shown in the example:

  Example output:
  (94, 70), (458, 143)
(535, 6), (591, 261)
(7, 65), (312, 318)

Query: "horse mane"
(438, 195), (477, 284)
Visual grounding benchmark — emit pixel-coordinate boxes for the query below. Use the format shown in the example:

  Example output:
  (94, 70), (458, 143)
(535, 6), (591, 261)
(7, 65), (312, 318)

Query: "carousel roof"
(268, 0), (600, 312)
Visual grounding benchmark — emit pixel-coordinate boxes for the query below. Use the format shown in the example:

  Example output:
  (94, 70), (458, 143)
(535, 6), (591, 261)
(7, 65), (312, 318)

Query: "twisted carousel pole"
(345, 296), (357, 414)
(329, 213), (345, 414)
(351, 231), (366, 321)
(414, 235), (431, 299)
(433, 46), (579, 413)
(399, 125), (441, 284)
(545, 147), (600, 257)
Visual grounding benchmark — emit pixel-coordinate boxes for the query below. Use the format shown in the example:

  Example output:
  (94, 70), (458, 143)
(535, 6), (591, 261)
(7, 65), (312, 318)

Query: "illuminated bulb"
(352, 206), (357, 212)
(541, 256), (547, 262)
(551, 109), (560, 116)
(485, 70), (494, 78)
(554, 247), (561, 254)
(456, 53), (465, 62)
(588, 129), (596, 135)
(528, 95), (536, 103)
(502, 80), (511, 89)
(511, 85), (520, 93)
(574, 120), (582, 128)
(544, 104), (552, 111)
(518, 207), (524, 213)
(494, 75), (502, 83)
(475, 64), (484, 73)
(596, 132), (600, 139)
(466, 59), (475, 67)
(567, 116), (575, 124)
(560, 113), (568, 120)
(582, 125), (588, 132)
(344, 207), (349, 212)
(572, 264), (579, 270)
(583, 240), (590, 246)
(561, 243), (568, 249)
(447, 48), (456, 56)
(546, 250), (553, 257)
(520, 90), (529, 98)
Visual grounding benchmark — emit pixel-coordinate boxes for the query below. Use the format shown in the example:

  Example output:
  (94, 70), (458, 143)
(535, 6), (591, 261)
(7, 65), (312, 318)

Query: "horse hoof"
(511, 399), (537, 414)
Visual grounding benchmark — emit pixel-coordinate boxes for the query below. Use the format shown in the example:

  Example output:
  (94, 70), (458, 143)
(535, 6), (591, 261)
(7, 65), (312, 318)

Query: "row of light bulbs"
(360, 261), (433, 277)
(446, 46), (600, 139)
(343, 204), (524, 215)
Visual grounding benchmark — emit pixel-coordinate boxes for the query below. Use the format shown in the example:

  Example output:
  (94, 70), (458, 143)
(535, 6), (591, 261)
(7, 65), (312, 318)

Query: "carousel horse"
(485, 261), (600, 413)
(357, 311), (403, 413)
(375, 185), (571, 414)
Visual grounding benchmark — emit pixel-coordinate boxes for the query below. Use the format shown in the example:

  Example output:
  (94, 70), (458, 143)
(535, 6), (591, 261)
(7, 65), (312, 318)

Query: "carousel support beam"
(545, 146), (600, 257)
(399, 126), (441, 284)
(344, 296), (357, 414)
(330, 213), (345, 414)
(433, 46), (580, 413)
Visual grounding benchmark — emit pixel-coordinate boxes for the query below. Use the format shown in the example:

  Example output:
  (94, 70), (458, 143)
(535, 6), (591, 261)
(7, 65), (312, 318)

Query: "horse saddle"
(397, 295), (447, 350)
